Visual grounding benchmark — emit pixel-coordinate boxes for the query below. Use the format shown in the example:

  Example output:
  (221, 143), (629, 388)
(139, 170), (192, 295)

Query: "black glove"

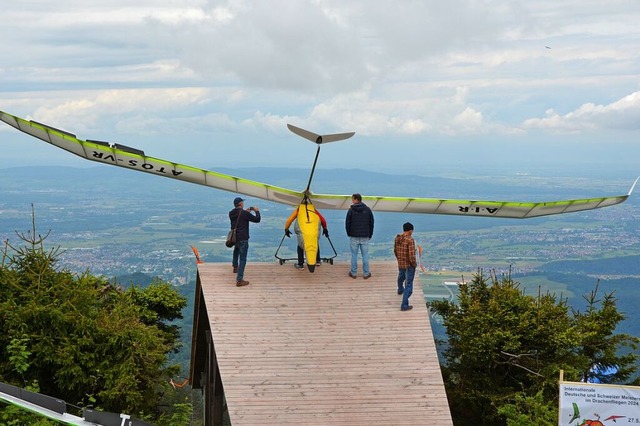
(322, 228), (329, 238)
(285, 229), (292, 238)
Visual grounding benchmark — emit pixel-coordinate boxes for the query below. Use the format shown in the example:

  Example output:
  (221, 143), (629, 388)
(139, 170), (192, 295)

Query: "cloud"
(139, 0), (531, 96)
(1, 0), (640, 171)
(25, 88), (208, 131)
(522, 91), (640, 133)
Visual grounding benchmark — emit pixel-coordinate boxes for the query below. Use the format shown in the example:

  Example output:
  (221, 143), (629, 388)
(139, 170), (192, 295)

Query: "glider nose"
(307, 264), (316, 273)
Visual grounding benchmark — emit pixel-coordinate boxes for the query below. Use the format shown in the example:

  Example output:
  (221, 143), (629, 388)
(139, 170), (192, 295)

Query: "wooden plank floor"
(198, 261), (453, 425)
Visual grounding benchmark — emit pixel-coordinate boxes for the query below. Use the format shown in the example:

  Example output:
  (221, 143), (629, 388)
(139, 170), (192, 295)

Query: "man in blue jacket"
(229, 197), (261, 286)
(345, 193), (374, 279)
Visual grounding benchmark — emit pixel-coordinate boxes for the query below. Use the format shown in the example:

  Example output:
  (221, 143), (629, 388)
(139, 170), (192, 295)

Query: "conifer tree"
(0, 213), (189, 422)
(429, 269), (639, 425)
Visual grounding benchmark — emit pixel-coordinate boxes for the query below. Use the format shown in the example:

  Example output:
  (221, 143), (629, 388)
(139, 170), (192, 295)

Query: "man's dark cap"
(233, 197), (245, 207)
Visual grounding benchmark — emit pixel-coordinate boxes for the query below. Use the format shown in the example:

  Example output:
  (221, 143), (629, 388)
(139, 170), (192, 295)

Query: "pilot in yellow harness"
(284, 201), (328, 273)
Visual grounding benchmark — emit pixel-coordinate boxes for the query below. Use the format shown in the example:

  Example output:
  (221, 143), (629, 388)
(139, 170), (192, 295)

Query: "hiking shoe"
(233, 266), (238, 273)
(401, 305), (413, 311)
(236, 280), (250, 287)
(294, 263), (304, 269)
(363, 273), (372, 280)
(349, 272), (357, 279)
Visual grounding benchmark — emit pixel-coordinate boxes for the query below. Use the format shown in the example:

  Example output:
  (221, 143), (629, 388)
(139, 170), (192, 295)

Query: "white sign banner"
(559, 381), (640, 425)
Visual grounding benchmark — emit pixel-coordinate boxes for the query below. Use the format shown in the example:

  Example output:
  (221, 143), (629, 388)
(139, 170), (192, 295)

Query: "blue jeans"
(350, 237), (370, 276)
(399, 266), (415, 310)
(233, 240), (249, 281)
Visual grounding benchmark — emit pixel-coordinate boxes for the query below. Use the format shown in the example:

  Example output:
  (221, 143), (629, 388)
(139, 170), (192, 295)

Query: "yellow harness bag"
(297, 202), (320, 269)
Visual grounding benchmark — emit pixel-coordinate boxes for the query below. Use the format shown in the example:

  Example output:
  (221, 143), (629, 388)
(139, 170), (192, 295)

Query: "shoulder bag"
(225, 210), (242, 248)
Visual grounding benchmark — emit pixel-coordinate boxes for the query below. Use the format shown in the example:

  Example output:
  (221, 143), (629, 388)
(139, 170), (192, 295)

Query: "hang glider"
(1, 110), (637, 219)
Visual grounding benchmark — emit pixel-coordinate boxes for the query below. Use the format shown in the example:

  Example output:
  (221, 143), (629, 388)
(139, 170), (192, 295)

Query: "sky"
(1, 0), (639, 179)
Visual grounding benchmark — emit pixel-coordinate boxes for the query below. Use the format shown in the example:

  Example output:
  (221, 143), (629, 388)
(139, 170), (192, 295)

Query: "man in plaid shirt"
(394, 222), (417, 311)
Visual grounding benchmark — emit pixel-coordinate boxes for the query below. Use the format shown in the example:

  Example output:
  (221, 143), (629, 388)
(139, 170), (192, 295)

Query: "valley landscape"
(2, 165), (639, 375)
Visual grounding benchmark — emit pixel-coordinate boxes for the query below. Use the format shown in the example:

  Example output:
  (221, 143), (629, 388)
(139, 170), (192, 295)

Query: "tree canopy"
(0, 218), (188, 423)
(429, 269), (639, 425)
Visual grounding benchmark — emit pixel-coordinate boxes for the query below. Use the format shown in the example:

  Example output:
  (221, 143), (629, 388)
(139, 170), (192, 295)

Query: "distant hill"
(540, 255), (640, 275)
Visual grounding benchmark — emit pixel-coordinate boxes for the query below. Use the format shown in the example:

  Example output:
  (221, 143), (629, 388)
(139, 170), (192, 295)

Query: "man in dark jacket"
(229, 197), (261, 286)
(345, 193), (374, 279)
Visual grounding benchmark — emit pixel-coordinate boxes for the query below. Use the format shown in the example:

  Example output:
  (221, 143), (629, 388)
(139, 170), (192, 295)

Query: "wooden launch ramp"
(190, 261), (452, 425)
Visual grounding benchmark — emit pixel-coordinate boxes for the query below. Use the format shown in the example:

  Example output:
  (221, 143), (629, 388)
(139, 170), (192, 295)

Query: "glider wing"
(300, 188), (635, 218)
(1, 110), (635, 218)
(0, 111), (303, 206)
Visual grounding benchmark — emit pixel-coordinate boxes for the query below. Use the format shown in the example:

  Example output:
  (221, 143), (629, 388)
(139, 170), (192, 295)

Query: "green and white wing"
(0, 111), (303, 206)
(301, 188), (636, 218)
(2, 110), (635, 218)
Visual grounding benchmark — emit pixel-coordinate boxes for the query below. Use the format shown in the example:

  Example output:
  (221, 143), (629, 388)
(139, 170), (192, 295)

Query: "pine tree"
(0, 212), (189, 421)
(429, 269), (639, 425)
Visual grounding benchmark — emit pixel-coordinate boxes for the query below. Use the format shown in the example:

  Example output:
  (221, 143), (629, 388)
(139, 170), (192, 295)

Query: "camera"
(249, 206), (255, 211)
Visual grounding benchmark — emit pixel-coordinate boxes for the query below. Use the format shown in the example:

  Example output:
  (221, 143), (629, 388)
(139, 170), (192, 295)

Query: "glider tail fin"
(287, 123), (355, 145)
